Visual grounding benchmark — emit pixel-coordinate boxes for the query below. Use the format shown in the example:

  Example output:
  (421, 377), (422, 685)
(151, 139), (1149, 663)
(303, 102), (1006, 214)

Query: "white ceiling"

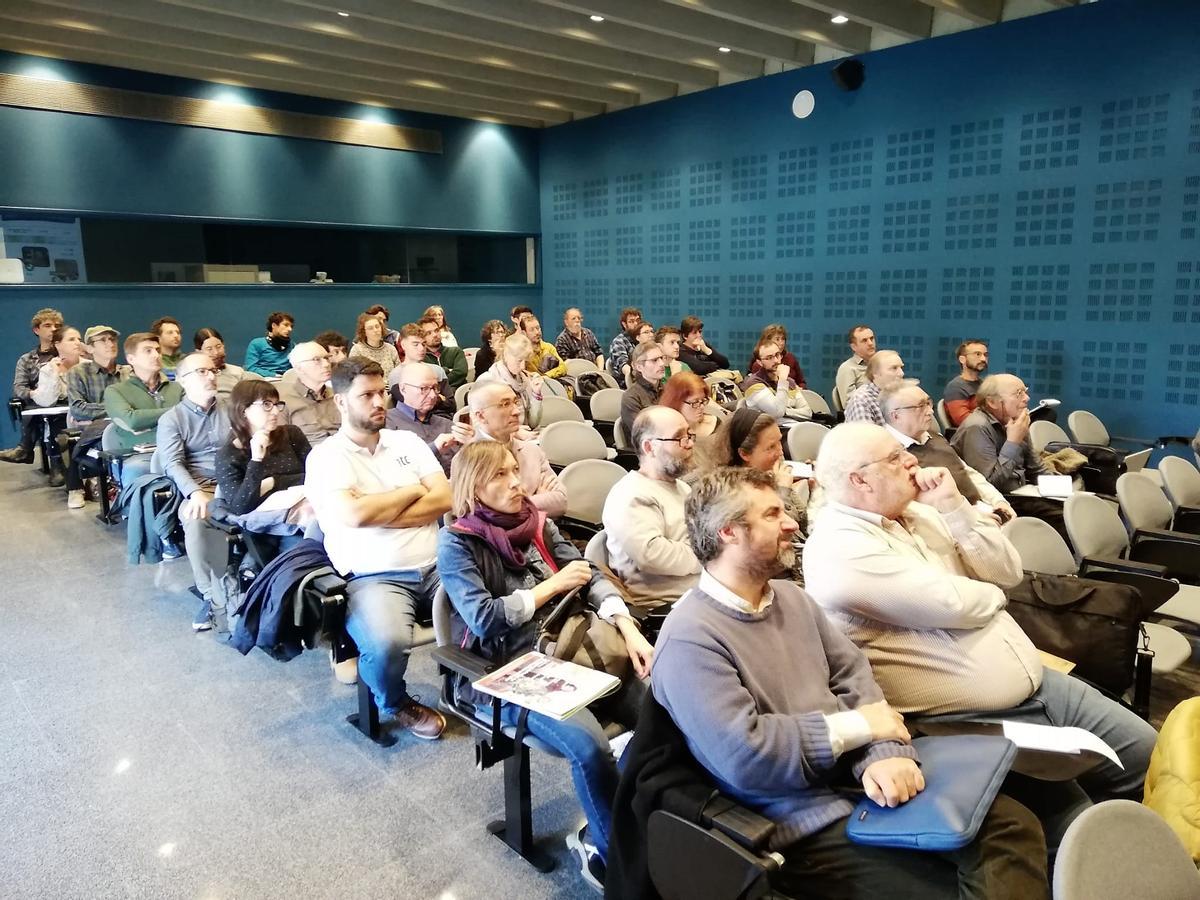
(0, 0), (1082, 129)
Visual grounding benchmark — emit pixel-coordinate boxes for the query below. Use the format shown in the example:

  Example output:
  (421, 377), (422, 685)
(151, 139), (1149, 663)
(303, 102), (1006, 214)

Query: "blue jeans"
(345, 565), (440, 715)
(997, 668), (1157, 800)
(497, 702), (618, 861)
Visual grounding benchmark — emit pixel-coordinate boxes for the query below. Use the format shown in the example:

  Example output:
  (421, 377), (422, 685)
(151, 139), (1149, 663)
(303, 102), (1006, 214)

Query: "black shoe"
(47, 462), (65, 487)
(566, 824), (605, 895)
(0, 446), (33, 464)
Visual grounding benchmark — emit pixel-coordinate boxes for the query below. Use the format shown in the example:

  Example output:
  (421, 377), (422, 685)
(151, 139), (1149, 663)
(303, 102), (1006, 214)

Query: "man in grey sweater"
(652, 466), (1049, 898)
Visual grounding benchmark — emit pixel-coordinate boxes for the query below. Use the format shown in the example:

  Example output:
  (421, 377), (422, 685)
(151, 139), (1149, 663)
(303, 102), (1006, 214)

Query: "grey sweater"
(651, 581), (918, 851)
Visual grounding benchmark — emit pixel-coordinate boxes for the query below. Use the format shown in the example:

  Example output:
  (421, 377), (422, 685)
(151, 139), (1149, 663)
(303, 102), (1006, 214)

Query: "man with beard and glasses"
(304, 358), (451, 741)
(943, 339), (988, 427)
(601, 407), (701, 614)
(651, 465), (1050, 899)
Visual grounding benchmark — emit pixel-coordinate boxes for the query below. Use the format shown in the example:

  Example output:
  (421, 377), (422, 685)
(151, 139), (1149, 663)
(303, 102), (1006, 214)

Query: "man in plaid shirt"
(843, 351), (905, 427)
(554, 307), (603, 365)
(0, 307), (62, 464)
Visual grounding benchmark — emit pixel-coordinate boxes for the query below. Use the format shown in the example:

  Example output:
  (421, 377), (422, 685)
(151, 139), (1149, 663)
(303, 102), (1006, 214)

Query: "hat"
(84, 325), (119, 344)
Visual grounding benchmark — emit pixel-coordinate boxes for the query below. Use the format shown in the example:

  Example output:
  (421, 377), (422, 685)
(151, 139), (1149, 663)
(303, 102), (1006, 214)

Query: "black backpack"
(574, 371), (610, 399)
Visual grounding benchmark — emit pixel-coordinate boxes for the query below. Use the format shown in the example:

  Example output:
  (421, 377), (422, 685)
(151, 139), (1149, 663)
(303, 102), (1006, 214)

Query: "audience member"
(386, 362), (470, 474)
(659, 372), (721, 467)
(619, 342), (664, 440)
(364, 304), (400, 347)
(880, 382), (1014, 523)
(103, 332), (184, 450)
(313, 330), (349, 365)
(747, 324), (805, 388)
(634, 322), (655, 345)
(277, 342), (340, 445)
(421, 305), (458, 347)
(804, 422), (1155, 802)
(943, 339), (989, 427)
(601, 407), (701, 608)
(350, 312), (401, 379)
(62, 325), (129, 508)
(150, 317), (184, 374)
(608, 307), (642, 388)
(392, 324), (452, 415)
(214, 379), (311, 552)
(509, 305), (534, 328)
(0, 306), (62, 464)
(473, 319), (508, 378)
(305, 358), (450, 740)
(554, 307), (602, 365)
(951, 374), (1065, 534)
(835, 324), (876, 404)
(419, 316), (468, 388)
(654, 326), (689, 381)
(28, 324), (84, 487)
(194, 327), (246, 399)
(437, 440), (651, 892)
(156, 352), (233, 632)
(741, 338), (811, 421)
(467, 381), (564, 516)
(677, 316), (731, 377)
(653, 465), (1049, 898)
(476, 332), (543, 428)
(518, 315), (567, 380)
(843, 350), (905, 425)
(244, 311), (295, 377)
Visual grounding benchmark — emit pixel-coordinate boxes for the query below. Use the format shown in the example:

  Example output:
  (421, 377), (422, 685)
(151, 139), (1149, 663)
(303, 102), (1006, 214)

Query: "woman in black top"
(215, 379), (311, 516)
(473, 319), (509, 378)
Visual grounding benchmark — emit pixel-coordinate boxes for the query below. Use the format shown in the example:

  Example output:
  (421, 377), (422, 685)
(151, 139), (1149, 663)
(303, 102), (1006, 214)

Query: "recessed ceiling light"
(337, 10), (350, 16)
(717, 46), (731, 53)
(831, 14), (849, 24)
(589, 14), (604, 22)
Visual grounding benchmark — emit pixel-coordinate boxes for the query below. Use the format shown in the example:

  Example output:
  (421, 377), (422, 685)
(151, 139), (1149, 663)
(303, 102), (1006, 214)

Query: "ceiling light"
(831, 14), (849, 24)
(589, 14), (604, 22)
(717, 46), (731, 53)
(337, 10), (350, 16)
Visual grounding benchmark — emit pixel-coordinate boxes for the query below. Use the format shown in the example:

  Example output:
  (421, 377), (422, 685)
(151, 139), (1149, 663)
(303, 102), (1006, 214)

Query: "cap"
(84, 325), (119, 344)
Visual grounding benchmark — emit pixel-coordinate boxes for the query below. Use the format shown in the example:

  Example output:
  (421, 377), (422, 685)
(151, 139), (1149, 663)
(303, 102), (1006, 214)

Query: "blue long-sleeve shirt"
(244, 337), (292, 377)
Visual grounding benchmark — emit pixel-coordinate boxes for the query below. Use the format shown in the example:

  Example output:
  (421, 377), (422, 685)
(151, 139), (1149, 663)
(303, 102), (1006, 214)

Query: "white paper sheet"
(1037, 474), (1073, 499)
(1001, 720), (1123, 768)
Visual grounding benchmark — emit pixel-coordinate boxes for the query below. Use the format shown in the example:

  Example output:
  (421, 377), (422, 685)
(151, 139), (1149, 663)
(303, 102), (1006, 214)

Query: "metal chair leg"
(486, 745), (556, 873)
(346, 676), (396, 747)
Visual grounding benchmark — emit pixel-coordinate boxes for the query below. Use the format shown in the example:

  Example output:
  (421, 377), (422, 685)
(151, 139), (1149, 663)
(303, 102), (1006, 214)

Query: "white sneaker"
(67, 489), (86, 510)
(330, 650), (358, 685)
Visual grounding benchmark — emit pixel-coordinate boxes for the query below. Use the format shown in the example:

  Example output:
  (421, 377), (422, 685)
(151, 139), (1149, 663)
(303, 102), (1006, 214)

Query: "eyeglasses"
(299, 356), (330, 365)
(403, 383), (439, 394)
(652, 431), (697, 446)
(642, 355), (665, 365)
(855, 448), (913, 470)
(252, 400), (283, 411)
(683, 398), (708, 409)
(484, 398), (521, 412)
(892, 400), (932, 412)
(183, 367), (217, 378)
(759, 352), (782, 362)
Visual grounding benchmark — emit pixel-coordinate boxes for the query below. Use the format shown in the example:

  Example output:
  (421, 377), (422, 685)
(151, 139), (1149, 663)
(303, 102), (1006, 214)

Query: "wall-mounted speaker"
(831, 59), (865, 91)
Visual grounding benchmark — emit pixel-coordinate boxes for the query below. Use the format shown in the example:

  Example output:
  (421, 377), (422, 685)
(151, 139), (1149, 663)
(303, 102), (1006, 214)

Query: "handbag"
(1003, 573), (1158, 695)
(846, 735), (1016, 851)
(535, 587), (631, 679)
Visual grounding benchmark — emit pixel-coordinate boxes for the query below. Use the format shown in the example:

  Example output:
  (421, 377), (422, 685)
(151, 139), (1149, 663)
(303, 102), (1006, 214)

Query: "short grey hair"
(975, 374), (1006, 409)
(815, 422), (890, 504)
(631, 341), (662, 368)
(866, 349), (900, 381)
(468, 379), (514, 413)
(878, 379), (925, 421)
(685, 467), (777, 563)
(399, 361), (439, 384)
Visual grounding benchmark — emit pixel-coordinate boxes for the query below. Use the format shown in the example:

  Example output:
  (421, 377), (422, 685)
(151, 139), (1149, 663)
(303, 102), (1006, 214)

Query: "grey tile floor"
(0, 462), (596, 899)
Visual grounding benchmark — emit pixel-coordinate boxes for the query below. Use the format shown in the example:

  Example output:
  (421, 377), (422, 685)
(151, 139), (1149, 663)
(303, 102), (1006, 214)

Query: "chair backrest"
(1052, 799), (1200, 900)
(1064, 492), (1130, 559)
(1002, 517), (1077, 575)
(537, 395), (585, 426)
(542, 376), (569, 399)
(540, 421), (608, 466)
(1116, 472), (1174, 532)
(462, 347), (479, 367)
(1159, 456), (1200, 510)
(1030, 420), (1071, 453)
(935, 398), (952, 431)
(830, 383), (845, 414)
(613, 417), (633, 451)
(454, 382), (473, 411)
(583, 529), (609, 569)
(100, 421), (122, 452)
(432, 584), (454, 647)
(800, 389), (832, 417)
(786, 422), (830, 462)
(559, 459), (626, 525)
(588, 387), (624, 423)
(1068, 409), (1111, 446)
(564, 357), (599, 377)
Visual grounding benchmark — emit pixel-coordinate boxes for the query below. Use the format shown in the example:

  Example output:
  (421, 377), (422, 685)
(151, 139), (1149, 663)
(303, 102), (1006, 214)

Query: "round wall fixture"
(792, 89), (815, 119)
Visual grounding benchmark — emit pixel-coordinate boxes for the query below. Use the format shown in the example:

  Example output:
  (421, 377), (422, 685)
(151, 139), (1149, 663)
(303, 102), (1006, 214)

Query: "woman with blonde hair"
(437, 441), (651, 892)
(476, 331), (544, 427)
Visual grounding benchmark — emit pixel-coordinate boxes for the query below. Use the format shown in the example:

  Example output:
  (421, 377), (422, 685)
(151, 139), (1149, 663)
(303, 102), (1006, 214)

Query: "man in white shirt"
(834, 324), (875, 406)
(601, 407), (701, 613)
(305, 357), (451, 740)
(803, 422), (1156, 801)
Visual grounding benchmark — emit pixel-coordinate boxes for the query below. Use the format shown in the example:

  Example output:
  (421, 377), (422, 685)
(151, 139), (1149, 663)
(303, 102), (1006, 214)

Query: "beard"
(747, 541), (796, 581)
(350, 409), (384, 433)
(660, 452), (693, 480)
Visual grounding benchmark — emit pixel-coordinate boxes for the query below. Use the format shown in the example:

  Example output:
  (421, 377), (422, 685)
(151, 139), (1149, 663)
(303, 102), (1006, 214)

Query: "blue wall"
(538, 0), (1200, 439)
(0, 51), (540, 233)
(0, 283), (535, 444)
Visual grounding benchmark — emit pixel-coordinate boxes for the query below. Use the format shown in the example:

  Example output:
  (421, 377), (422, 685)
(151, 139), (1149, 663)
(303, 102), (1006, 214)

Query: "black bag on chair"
(1003, 573), (1158, 696)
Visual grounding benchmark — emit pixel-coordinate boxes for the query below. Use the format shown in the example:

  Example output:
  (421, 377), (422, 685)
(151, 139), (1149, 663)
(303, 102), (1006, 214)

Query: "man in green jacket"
(419, 316), (468, 389)
(103, 332), (183, 451)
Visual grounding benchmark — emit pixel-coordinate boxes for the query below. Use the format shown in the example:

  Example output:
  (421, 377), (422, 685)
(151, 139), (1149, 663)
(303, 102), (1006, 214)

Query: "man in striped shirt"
(803, 422), (1156, 802)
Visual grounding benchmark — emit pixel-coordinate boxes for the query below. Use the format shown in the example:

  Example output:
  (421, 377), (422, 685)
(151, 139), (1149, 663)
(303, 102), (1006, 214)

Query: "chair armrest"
(1129, 535), (1200, 580)
(309, 571), (347, 598)
(1133, 527), (1200, 545)
(1080, 556), (1169, 578)
(1076, 565), (1180, 613)
(207, 516), (243, 537)
(431, 645), (494, 681)
(1170, 508), (1200, 535)
(698, 795), (777, 852)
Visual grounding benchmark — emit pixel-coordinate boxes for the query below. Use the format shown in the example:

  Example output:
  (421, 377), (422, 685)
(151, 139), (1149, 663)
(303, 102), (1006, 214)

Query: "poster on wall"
(0, 214), (88, 284)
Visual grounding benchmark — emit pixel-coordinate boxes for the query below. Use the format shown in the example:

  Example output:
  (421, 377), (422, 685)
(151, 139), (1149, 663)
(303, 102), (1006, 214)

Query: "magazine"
(473, 651), (620, 721)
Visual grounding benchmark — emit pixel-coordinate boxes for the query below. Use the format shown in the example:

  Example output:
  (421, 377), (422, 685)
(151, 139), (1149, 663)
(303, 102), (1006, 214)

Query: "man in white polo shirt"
(305, 357), (451, 741)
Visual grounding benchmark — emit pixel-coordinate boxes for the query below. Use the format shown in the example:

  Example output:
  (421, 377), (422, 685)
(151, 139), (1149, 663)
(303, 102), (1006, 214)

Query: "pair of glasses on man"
(652, 431), (697, 446)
